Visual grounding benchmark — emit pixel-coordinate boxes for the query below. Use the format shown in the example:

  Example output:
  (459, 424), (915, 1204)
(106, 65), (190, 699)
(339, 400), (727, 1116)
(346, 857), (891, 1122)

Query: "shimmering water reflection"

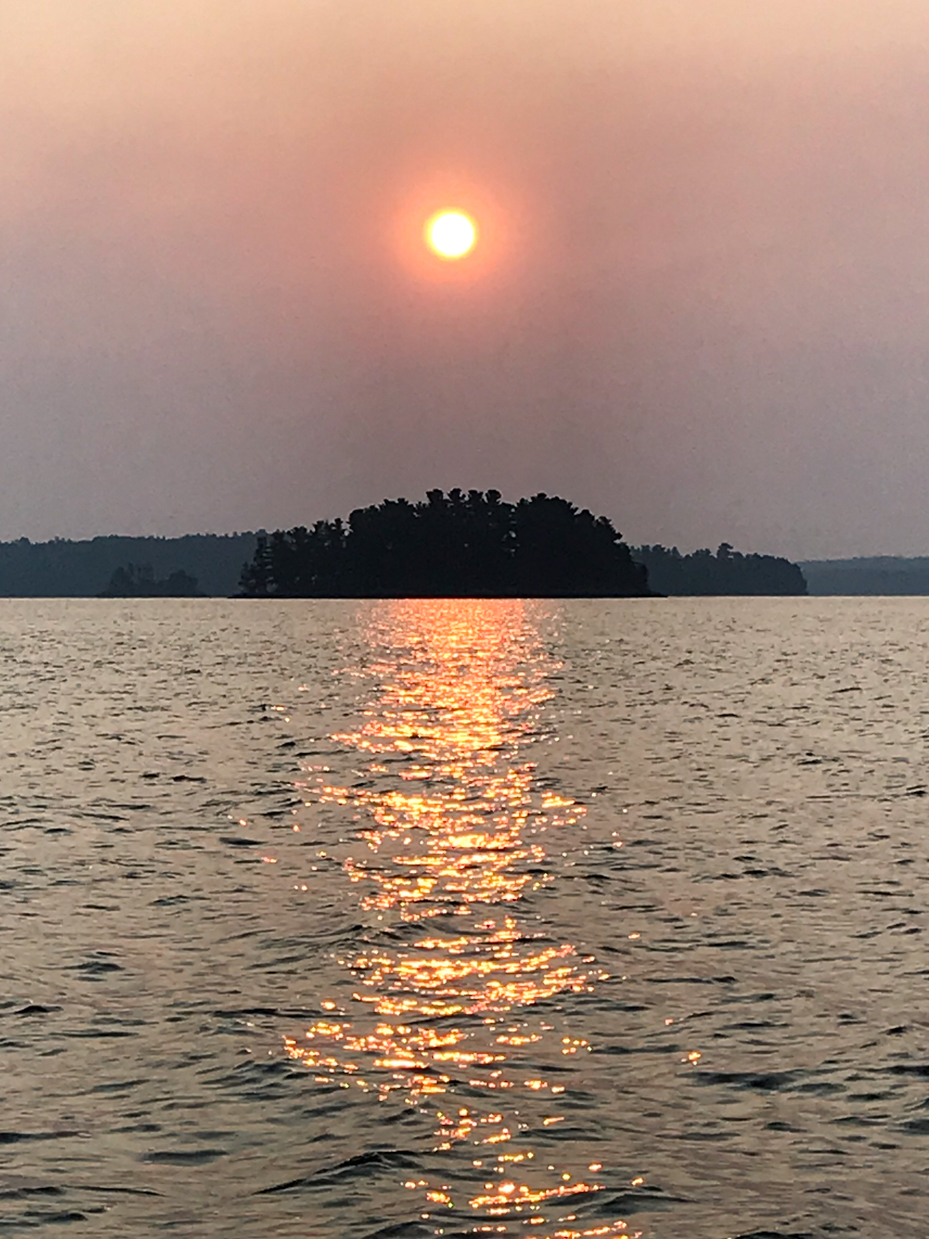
(287, 602), (625, 1236)
(8, 597), (929, 1237)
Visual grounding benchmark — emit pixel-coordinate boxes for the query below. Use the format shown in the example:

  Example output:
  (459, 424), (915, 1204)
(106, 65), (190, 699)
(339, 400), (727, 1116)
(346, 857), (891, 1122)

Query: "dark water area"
(3, 597), (929, 1236)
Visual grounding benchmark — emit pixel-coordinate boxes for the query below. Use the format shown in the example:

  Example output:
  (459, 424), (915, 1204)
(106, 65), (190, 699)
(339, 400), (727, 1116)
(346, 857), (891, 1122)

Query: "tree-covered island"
(239, 489), (653, 598)
(98, 563), (204, 597)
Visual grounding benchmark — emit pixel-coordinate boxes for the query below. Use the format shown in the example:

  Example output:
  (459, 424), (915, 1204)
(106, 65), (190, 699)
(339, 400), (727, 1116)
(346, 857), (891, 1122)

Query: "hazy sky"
(4, 1), (929, 556)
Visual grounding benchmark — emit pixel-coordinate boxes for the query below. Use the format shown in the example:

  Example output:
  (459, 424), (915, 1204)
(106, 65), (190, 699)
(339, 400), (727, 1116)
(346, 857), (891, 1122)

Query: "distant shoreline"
(800, 557), (929, 595)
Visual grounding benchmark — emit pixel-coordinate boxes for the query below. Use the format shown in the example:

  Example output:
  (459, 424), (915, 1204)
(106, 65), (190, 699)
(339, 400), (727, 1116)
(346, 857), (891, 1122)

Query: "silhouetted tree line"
(0, 534), (256, 597)
(98, 563), (204, 598)
(239, 490), (652, 598)
(0, 517), (810, 598)
(633, 543), (807, 596)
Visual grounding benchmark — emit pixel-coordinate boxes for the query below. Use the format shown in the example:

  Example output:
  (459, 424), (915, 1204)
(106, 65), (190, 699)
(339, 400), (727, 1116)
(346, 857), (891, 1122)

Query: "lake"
(2, 596), (929, 1237)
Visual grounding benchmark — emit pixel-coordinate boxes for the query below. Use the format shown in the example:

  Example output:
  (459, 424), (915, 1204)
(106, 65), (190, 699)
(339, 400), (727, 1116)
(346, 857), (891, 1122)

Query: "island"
(238, 490), (653, 598)
(98, 564), (204, 598)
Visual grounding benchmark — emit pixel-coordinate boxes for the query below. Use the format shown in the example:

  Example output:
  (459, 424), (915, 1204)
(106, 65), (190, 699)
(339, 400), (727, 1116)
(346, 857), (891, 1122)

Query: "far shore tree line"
(0, 492), (809, 597)
(634, 542), (807, 597)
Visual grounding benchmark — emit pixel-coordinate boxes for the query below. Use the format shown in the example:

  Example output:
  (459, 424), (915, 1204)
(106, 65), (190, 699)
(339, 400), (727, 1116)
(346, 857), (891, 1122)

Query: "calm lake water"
(3, 596), (929, 1237)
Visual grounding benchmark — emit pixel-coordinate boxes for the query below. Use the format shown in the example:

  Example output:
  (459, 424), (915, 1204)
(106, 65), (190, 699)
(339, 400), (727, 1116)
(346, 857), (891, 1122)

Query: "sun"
(425, 210), (478, 260)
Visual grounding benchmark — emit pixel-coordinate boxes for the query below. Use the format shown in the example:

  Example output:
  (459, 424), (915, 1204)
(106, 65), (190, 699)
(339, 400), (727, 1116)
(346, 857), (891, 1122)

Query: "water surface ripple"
(2, 597), (929, 1236)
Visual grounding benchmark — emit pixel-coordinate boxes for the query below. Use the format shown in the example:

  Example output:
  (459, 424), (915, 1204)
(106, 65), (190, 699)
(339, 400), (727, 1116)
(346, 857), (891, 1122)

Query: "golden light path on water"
(286, 602), (640, 1237)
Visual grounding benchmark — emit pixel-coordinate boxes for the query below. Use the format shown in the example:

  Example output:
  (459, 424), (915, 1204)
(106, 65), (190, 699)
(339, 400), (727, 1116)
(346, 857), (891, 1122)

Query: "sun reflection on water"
(285, 601), (631, 1237)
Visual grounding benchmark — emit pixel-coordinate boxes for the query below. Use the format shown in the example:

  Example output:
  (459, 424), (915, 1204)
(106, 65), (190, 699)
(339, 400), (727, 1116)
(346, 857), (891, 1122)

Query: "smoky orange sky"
(4, 1), (929, 556)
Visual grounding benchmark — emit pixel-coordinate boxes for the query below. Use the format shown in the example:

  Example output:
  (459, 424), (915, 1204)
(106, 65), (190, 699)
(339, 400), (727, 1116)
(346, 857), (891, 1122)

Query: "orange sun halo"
(425, 210), (478, 260)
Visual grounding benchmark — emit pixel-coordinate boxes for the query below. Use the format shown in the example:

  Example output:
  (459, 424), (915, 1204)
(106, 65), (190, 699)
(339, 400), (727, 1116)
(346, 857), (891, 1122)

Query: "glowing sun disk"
(426, 211), (477, 260)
